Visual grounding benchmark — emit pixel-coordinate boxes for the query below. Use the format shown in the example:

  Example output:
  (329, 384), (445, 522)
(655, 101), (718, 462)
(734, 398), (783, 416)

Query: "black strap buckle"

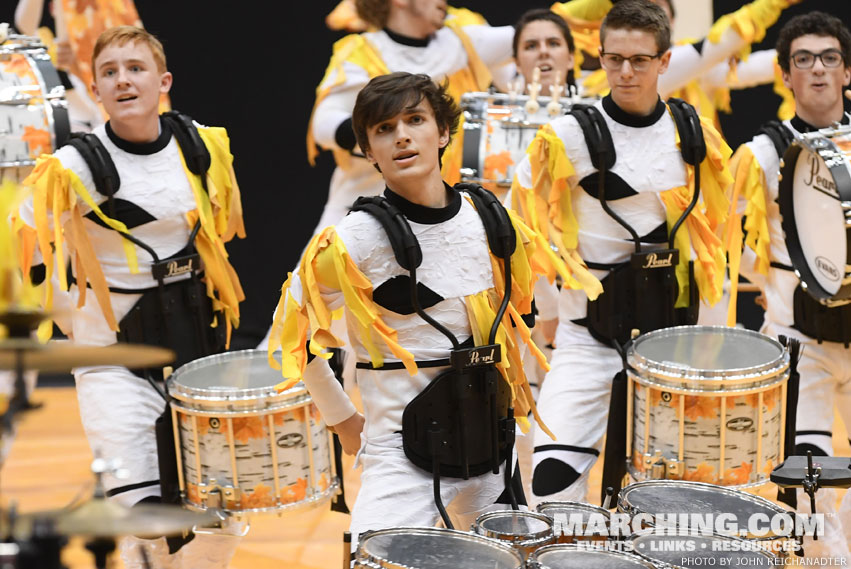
(151, 253), (201, 281)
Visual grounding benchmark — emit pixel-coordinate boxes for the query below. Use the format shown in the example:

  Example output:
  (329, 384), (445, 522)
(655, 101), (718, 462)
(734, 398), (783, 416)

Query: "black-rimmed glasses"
(791, 49), (845, 69)
(600, 52), (664, 72)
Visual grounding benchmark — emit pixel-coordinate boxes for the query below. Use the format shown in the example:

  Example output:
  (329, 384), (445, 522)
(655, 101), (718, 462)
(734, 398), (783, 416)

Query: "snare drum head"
(168, 349), (291, 397)
(537, 501), (610, 523)
(632, 533), (776, 567)
(619, 481), (789, 539)
(628, 326), (786, 379)
(357, 527), (523, 569)
(475, 510), (552, 540)
(783, 136), (850, 298)
(531, 545), (653, 569)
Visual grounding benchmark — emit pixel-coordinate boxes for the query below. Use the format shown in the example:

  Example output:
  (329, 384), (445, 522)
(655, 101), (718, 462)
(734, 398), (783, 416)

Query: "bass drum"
(779, 127), (851, 304)
(0, 33), (70, 182)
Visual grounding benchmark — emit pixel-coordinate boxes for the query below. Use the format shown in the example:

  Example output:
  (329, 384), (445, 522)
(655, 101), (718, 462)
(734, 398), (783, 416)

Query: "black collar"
(790, 112), (850, 133)
(105, 117), (172, 155)
(383, 27), (431, 47)
(602, 94), (667, 128)
(383, 183), (461, 224)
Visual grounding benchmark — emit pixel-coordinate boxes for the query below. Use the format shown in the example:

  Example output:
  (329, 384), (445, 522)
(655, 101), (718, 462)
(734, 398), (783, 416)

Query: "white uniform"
(278, 186), (536, 545)
(18, 119), (244, 569)
(514, 95), (710, 505)
(310, 24), (513, 231)
(735, 115), (851, 558)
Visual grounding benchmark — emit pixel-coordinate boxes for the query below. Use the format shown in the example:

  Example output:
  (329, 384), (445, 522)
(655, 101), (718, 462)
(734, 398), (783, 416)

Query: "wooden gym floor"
(2, 386), (849, 569)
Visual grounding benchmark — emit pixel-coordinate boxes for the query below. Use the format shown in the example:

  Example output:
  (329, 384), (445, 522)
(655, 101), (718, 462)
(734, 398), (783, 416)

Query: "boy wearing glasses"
(728, 11), (851, 558)
(511, 0), (732, 506)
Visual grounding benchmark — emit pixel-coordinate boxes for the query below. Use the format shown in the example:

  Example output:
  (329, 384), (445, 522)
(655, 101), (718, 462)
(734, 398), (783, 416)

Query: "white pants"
(349, 436), (511, 551)
(531, 337), (623, 506)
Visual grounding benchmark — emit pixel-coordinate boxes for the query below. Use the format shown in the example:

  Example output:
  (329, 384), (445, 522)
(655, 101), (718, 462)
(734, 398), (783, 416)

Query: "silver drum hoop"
(627, 326), (789, 391)
(617, 480), (791, 540)
(356, 527), (524, 569)
(473, 510), (555, 547)
(167, 349), (307, 412)
(536, 502), (611, 538)
(528, 544), (656, 569)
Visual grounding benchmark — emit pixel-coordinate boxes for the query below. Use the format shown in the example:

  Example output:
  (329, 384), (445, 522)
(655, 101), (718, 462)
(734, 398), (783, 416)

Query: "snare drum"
(0, 34), (69, 180)
(779, 127), (851, 305)
(629, 530), (779, 568)
(618, 480), (792, 542)
(167, 350), (339, 516)
(527, 544), (655, 569)
(472, 510), (555, 558)
(355, 527), (524, 569)
(459, 92), (596, 189)
(536, 502), (611, 543)
(627, 326), (789, 486)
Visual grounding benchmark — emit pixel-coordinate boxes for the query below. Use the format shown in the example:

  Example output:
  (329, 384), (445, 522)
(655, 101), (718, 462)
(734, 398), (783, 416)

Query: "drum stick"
(162, 366), (173, 380)
(342, 531), (352, 569)
(845, 89), (851, 102)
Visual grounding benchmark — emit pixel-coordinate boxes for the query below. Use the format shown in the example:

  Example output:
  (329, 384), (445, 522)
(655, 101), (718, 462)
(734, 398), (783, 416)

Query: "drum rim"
(627, 528), (779, 564)
(536, 501), (611, 518)
(356, 526), (524, 567)
(617, 480), (791, 539)
(473, 510), (555, 543)
(167, 349), (305, 401)
(627, 325), (789, 383)
(779, 135), (851, 304)
(528, 543), (656, 568)
(182, 477), (340, 517)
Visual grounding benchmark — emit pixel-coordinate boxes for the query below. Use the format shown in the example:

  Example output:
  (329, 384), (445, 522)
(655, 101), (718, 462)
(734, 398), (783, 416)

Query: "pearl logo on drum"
(815, 256), (841, 281)
(276, 432), (304, 448)
(804, 153), (840, 198)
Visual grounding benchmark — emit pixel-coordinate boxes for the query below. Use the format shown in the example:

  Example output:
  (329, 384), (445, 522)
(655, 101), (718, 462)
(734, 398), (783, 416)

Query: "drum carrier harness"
(350, 183), (520, 529)
(766, 120), (851, 347)
(582, 99), (709, 500)
(569, 98), (705, 348)
(65, 111), (226, 380)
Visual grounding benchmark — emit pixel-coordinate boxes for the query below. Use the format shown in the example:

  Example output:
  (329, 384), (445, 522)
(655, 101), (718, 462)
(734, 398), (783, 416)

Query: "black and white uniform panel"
(291, 186), (512, 542)
(514, 95), (691, 505)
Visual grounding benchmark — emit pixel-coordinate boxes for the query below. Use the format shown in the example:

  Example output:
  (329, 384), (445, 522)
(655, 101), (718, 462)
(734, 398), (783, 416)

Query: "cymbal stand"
(0, 310), (45, 435)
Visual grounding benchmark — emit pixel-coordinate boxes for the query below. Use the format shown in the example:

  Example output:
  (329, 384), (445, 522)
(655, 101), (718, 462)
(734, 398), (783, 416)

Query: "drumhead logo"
(815, 256), (841, 281)
(726, 417), (754, 432)
(804, 154), (839, 198)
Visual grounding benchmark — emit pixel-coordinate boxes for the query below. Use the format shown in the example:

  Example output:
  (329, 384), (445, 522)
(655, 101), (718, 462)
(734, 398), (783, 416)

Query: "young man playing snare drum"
(727, 11), (851, 558)
(15, 26), (246, 569)
(268, 71), (551, 549)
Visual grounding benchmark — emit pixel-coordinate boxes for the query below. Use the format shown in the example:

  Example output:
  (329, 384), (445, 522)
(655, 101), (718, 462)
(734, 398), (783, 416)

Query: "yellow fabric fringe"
(306, 23), (491, 177)
(772, 60), (795, 120)
(267, 204), (553, 438)
(708, 0), (792, 59)
(550, 0), (613, 74)
(512, 108), (732, 308)
(17, 124), (245, 342)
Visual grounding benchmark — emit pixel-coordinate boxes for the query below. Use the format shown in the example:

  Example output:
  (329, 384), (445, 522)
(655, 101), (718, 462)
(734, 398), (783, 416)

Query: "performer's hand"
(539, 318), (558, 346)
(55, 40), (73, 70)
(755, 293), (767, 310)
(333, 412), (364, 455)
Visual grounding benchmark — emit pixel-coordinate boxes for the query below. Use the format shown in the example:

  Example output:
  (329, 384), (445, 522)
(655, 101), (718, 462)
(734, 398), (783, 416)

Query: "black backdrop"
(2, 1), (849, 348)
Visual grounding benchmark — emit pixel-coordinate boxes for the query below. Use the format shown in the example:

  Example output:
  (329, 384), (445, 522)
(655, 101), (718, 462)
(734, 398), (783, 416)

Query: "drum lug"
(643, 450), (684, 480)
(198, 479), (240, 508)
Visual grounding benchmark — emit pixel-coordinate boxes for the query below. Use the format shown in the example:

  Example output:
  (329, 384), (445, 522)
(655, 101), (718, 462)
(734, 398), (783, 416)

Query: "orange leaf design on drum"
(484, 151), (515, 180)
(23, 127), (52, 158)
(632, 452), (646, 473)
(240, 483), (276, 509)
(762, 458), (773, 477)
(2, 55), (37, 80)
(722, 461), (753, 486)
(679, 396), (721, 421)
(738, 388), (779, 411)
(836, 139), (851, 154)
(682, 462), (718, 484)
(319, 473), (329, 492)
(230, 416), (267, 443)
(282, 478), (308, 504)
(310, 404), (322, 424)
(180, 413), (213, 436)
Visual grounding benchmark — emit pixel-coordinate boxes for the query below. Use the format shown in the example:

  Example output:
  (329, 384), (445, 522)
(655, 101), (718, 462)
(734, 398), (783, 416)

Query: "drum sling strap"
(571, 99), (709, 501)
(350, 183), (520, 529)
(67, 112), (219, 552)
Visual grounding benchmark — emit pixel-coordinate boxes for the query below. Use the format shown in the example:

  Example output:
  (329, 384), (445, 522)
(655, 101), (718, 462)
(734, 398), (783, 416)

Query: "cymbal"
(0, 339), (175, 372)
(53, 499), (219, 538)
